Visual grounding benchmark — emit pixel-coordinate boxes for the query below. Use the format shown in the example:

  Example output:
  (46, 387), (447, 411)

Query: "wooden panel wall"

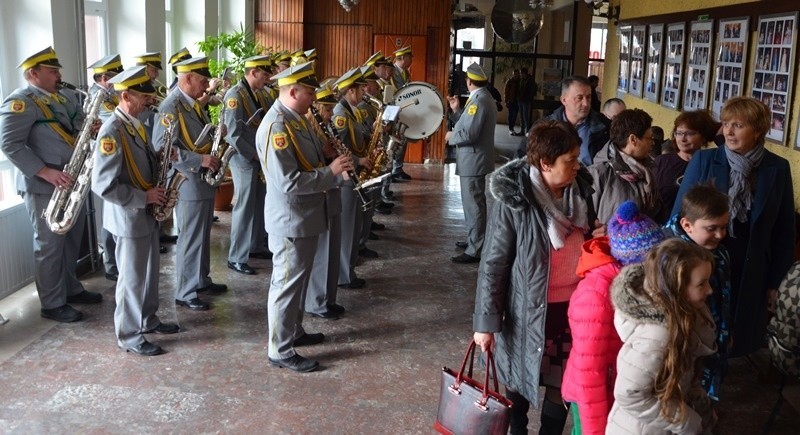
(304, 24), (372, 80)
(255, 0), (304, 52)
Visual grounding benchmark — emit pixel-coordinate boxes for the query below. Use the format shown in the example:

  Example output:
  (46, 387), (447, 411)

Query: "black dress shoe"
(197, 283), (228, 294)
(455, 241), (468, 249)
(175, 298), (210, 311)
(249, 251), (273, 259)
(159, 234), (178, 244)
(307, 310), (340, 320)
(392, 171), (412, 181)
(66, 290), (103, 304)
(358, 247), (379, 258)
(212, 215), (220, 222)
(105, 272), (118, 282)
(451, 253), (480, 264)
(144, 322), (180, 334)
(227, 261), (256, 275)
(371, 222), (386, 231)
(376, 200), (394, 209)
(375, 207), (392, 215)
(159, 245), (168, 254)
(368, 232), (380, 240)
(124, 340), (165, 356)
(40, 304), (83, 323)
(338, 278), (366, 289)
(294, 332), (325, 346)
(327, 303), (345, 315)
(268, 354), (319, 372)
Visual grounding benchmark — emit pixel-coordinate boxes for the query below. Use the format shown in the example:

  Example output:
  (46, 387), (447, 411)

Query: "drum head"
(392, 82), (445, 140)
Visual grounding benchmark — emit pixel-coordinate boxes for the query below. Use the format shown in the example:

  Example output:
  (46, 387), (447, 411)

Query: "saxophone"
(309, 106), (372, 210)
(358, 95), (388, 182)
(202, 83), (236, 187)
(148, 116), (186, 221)
(42, 84), (108, 234)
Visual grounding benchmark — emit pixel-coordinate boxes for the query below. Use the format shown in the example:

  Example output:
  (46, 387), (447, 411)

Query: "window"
(588, 20), (608, 97)
(165, 0), (175, 84)
(84, 0), (109, 85)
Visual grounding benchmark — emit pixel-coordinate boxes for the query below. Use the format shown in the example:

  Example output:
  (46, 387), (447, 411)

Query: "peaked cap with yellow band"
(18, 47), (63, 70)
(169, 47), (192, 65)
(108, 66), (156, 95)
(274, 51), (292, 64)
(304, 49), (318, 61)
(244, 55), (273, 72)
(133, 52), (163, 70)
(290, 54), (308, 67)
(360, 65), (377, 81)
(393, 46), (412, 57)
(466, 62), (488, 81)
(315, 85), (337, 105)
(270, 61), (319, 88)
(333, 67), (367, 91)
(89, 54), (124, 75)
(365, 51), (392, 67)
(174, 57), (212, 78)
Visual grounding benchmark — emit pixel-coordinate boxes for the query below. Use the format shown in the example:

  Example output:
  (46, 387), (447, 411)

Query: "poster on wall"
(645, 24), (664, 103)
(618, 26), (631, 96)
(683, 20), (714, 111)
(629, 26), (646, 98)
(751, 12), (797, 144)
(662, 22), (686, 110)
(712, 17), (749, 119)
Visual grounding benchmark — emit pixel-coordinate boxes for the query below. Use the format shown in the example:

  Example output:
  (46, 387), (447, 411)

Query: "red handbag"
(434, 339), (513, 435)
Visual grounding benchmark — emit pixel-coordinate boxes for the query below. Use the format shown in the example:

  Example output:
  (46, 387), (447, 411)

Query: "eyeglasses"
(674, 130), (698, 138)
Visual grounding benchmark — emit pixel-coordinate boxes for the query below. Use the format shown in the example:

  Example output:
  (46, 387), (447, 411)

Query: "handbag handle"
(452, 339), (502, 409)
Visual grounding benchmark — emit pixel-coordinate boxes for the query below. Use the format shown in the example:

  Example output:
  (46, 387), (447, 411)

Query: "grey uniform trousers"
(338, 185), (362, 284)
(113, 231), (161, 348)
(306, 213), (341, 315)
(459, 175), (487, 258)
(22, 193), (86, 309)
(358, 188), (378, 249)
(175, 198), (214, 301)
(228, 164), (267, 263)
(267, 235), (317, 359)
(92, 194), (118, 275)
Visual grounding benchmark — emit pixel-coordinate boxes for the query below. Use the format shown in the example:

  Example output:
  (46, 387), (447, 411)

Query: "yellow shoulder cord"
(236, 88), (255, 119)
(29, 97), (76, 147)
(283, 120), (322, 171)
(117, 127), (154, 190)
(176, 108), (211, 154)
(348, 111), (366, 156)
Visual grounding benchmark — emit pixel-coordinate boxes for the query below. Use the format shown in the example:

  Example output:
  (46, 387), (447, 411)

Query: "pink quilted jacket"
(561, 237), (623, 435)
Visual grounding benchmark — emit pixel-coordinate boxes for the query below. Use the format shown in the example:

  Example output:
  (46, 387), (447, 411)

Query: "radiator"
(0, 204), (34, 299)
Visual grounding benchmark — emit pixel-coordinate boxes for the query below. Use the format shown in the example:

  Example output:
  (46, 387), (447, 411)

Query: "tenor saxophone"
(202, 85), (236, 187)
(42, 84), (108, 234)
(358, 95), (388, 182)
(148, 116), (186, 221)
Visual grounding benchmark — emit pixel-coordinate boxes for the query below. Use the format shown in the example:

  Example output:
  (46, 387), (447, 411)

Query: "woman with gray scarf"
(473, 120), (597, 434)
(672, 96), (795, 357)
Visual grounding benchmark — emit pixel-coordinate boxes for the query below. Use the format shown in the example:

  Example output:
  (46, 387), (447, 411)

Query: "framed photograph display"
(618, 26), (631, 96)
(712, 17), (749, 119)
(662, 23), (686, 110)
(645, 24), (664, 103)
(751, 12), (797, 144)
(683, 20), (714, 111)
(629, 25), (646, 98)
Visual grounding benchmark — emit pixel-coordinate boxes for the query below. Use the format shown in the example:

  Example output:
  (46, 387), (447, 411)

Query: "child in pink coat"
(561, 201), (665, 435)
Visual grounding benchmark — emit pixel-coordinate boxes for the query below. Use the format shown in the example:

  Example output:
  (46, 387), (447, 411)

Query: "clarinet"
(309, 106), (372, 210)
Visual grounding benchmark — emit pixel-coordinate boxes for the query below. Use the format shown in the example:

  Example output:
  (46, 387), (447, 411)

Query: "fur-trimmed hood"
(488, 157), (595, 212)
(611, 264), (665, 326)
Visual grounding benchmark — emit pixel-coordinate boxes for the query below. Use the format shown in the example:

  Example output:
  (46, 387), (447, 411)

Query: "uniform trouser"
(93, 193), (118, 274)
(391, 140), (408, 174)
(228, 164), (267, 263)
(175, 198), (213, 301)
(305, 213), (341, 315)
(338, 185), (362, 284)
(358, 189), (378, 249)
(113, 230), (161, 348)
(22, 192), (86, 309)
(459, 175), (487, 258)
(267, 235), (317, 359)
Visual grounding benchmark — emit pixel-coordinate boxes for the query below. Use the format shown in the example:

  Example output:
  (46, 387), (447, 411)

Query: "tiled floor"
(0, 130), (798, 433)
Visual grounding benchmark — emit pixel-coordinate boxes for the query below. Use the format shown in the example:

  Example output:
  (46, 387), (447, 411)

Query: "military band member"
(132, 52), (164, 137)
(390, 46), (413, 181)
(370, 52), (399, 203)
(167, 47), (192, 91)
(304, 85), (345, 320)
(0, 47), (102, 323)
(274, 51), (292, 72)
(333, 68), (374, 289)
(444, 63), (497, 264)
(223, 55), (273, 275)
(256, 62), (353, 372)
(91, 66), (180, 356)
(153, 57), (225, 311)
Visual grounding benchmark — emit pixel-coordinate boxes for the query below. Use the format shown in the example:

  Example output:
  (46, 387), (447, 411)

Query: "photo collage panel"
(630, 26), (646, 98)
(645, 24), (664, 103)
(752, 13), (796, 143)
(662, 23), (686, 109)
(683, 21), (713, 111)
(618, 27), (631, 96)
(712, 17), (748, 119)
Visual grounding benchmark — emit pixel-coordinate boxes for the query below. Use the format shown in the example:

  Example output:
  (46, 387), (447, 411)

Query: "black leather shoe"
(159, 245), (168, 254)
(66, 290), (103, 304)
(451, 253), (480, 264)
(227, 261), (256, 275)
(392, 171), (412, 181)
(338, 278), (366, 289)
(358, 247), (378, 258)
(197, 283), (227, 294)
(368, 232), (380, 241)
(105, 272), (118, 282)
(268, 354), (319, 372)
(249, 251), (273, 260)
(144, 322), (180, 334)
(455, 241), (468, 249)
(294, 332), (325, 346)
(383, 190), (395, 199)
(40, 305), (83, 323)
(212, 215), (220, 222)
(376, 200), (394, 209)
(371, 222), (386, 231)
(124, 340), (165, 356)
(307, 310), (340, 320)
(175, 298), (210, 311)
(375, 206), (392, 215)
(159, 234), (178, 244)
(327, 303), (345, 315)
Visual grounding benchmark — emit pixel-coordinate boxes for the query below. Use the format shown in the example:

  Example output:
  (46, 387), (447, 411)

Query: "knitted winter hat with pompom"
(607, 201), (665, 265)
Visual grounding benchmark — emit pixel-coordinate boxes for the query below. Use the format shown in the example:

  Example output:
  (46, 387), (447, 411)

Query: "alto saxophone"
(203, 77), (236, 187)
(42, 83), (108, 234)
(148, 116), (186, 221)
(358, 95), (388, 182)
(309, 106), (372, 210)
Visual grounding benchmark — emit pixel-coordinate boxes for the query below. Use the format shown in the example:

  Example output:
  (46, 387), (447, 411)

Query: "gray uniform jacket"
(0, 85), (85, 194)
(91, 109), (158, 237)
(224, 79), (270, 170)
(255, 99), (337, 238)
(448, 87), (497, 177)
(391, 66), (409, 89)
(333, 100), (371, 184)
(90, 83), (117, 124)
(152, 89), (214, 201)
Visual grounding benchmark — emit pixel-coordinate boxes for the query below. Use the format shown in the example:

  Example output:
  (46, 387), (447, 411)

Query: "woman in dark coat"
(672, 96), (795, 357)
(473, 120), (597, 434)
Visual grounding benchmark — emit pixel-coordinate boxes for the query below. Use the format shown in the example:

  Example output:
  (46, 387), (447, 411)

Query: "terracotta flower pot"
(214, 180), (234, 211)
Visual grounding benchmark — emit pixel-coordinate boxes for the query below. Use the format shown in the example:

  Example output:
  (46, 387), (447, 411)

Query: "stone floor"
(0, 133), (799, 433)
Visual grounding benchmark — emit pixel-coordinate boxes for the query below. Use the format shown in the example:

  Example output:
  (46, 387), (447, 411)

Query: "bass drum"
(392, 81), (446, 140)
